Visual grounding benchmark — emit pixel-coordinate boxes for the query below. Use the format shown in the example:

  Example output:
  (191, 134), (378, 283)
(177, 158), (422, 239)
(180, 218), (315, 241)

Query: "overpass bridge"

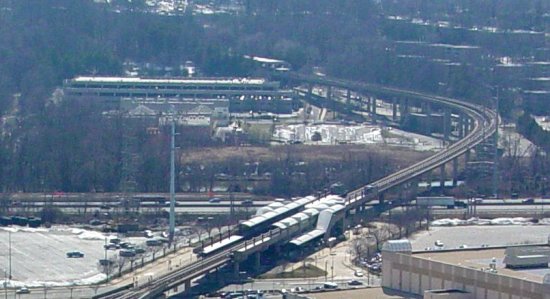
(100, 74), (497, 299)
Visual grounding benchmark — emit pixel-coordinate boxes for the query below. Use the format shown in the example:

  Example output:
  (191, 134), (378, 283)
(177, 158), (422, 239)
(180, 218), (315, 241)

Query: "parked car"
(146, 239), (163, 246)
(109, 238), (121, 244)
(120, 242), (135, 249)
(354, 270), (364, 277)
(104, 243), (119, 250)
(119, 249), (136, 257)
(98, 259), (114, 266)
(348, 280), (363, 286)
(66, 251), (84, 258)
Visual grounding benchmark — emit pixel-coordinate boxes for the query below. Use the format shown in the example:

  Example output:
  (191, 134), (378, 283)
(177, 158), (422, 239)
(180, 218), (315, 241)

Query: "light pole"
(4, 270), (7, 299)
(169, 118), (176, 244)
(331, 255), (334, 281)
(8, 231), (11, 280)
(103, 237), (109, 283)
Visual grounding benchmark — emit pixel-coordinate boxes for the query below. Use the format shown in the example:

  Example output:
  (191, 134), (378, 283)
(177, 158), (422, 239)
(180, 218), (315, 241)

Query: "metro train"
(194, 195), (347, 258)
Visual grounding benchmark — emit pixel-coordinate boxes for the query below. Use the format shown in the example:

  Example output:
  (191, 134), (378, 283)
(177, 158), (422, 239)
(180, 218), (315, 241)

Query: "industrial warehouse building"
(62, 76), (295, 119)
(382, 240), (550, 299)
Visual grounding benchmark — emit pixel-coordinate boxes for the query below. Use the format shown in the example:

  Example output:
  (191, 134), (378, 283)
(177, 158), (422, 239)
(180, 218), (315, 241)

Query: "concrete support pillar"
(458, 115), (464, 138)
(440, 164), (446, 190)
(254, 252), (261, 272)
(327, 86), (332, 100)
(308, 83), (313, 96)
(399, 98), (409, 121)
(452, 158), (459, 187)
(465, 149), (471, 164)
(184, 279), (191, 292)
(341, 217), (346, 234)
(366, 96), (371, 113)
(411, 178), (419, 201)
(379, 193), (385, 204)
(464, 117), (471, 135)
(392, 98), (398, 121)
(444, 109), (451, 142)
(233, 262), (240, 276)
(346, 89), (351, 106)
(371, 97), (377, 114)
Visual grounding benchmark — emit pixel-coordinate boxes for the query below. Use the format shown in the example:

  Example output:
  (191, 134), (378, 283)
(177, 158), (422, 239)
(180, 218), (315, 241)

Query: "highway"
(97, 73), (496, 299)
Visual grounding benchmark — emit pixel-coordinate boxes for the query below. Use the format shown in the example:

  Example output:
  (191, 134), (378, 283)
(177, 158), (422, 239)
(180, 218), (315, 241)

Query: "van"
(323, 282), (338, 289)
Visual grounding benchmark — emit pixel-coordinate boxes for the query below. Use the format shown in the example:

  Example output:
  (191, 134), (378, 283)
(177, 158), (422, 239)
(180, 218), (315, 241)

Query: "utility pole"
(492, 87), (499, 199)
(169, 119), (176, 244)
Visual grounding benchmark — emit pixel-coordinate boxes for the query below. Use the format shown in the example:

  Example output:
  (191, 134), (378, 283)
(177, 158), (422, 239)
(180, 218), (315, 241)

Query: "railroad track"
(103, 74), (496, 298)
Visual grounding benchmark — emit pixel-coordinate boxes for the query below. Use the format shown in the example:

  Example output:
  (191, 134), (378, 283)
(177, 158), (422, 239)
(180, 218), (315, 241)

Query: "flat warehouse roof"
(71, 76), (266, 85)
(415, 248), (550, 283)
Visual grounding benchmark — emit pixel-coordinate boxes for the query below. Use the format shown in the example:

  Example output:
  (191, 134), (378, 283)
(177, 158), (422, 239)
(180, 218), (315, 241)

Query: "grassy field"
(181, 144), (430, 165)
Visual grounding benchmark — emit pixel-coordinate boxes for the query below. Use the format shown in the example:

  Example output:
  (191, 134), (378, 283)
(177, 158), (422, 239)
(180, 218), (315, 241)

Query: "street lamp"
(103, 237), (109, 283)
(331, 255), (334, 281)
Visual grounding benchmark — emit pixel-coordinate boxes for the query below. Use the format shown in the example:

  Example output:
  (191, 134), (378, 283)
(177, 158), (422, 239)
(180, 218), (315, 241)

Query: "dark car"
(348, 280), (363, 286)
(104, 243), (119, 250)
(208, 197), (221, 203)
(119, 249), (136, 257)
(241, 199), (253, 206)
(523, 198), (535, 204)
(99, 259), (114, 266)
(67, 251), (84, 258)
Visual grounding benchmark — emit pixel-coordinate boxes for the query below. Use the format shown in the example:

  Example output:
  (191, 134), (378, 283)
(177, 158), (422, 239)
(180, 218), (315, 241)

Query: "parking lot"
(0, 226), (109, 287)
(409, 224), (550, 251)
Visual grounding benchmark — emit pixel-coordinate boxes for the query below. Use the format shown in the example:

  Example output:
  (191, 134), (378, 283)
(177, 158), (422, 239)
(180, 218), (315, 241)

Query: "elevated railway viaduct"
(101, 73), (497, 299)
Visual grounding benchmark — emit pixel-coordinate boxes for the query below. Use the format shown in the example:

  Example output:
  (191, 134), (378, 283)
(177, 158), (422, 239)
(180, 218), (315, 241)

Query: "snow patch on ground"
(1, 273), (106, 288)
(0, 226), (49, 233)
(430, 217), (542, 226)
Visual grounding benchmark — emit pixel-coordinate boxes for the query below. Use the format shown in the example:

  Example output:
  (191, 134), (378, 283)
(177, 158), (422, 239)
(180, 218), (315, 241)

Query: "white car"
(16, 287), (30, 294)
(435, 240), (444, 247)
(354, 270), (364, 277)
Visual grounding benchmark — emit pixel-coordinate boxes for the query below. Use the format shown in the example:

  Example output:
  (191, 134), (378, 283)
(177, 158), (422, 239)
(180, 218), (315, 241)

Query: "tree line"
(0, 0), (546, 194)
